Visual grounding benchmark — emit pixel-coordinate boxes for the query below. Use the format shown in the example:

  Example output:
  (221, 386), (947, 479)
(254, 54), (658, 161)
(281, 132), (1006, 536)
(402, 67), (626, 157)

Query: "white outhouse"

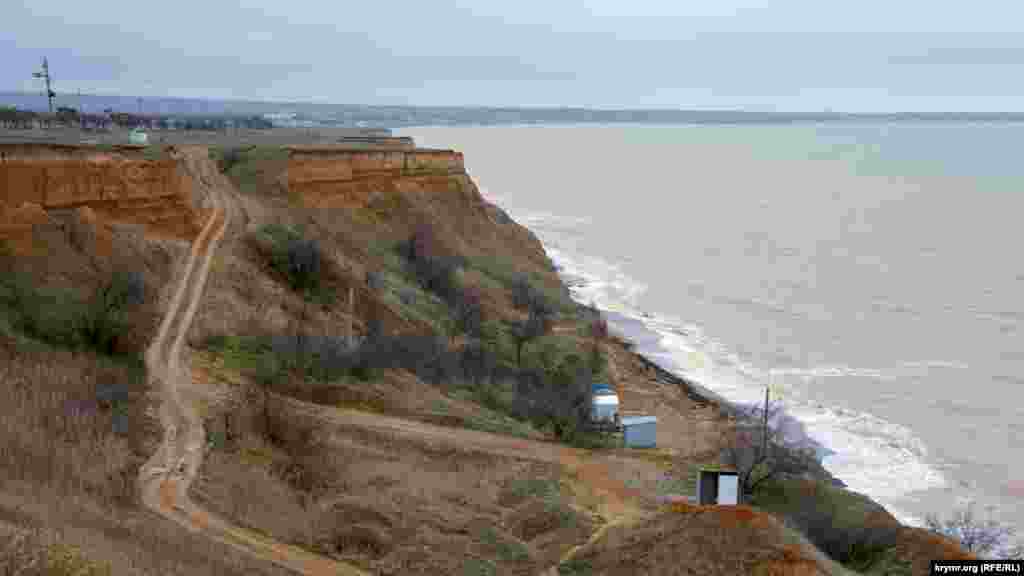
(697, 468), (740, 505)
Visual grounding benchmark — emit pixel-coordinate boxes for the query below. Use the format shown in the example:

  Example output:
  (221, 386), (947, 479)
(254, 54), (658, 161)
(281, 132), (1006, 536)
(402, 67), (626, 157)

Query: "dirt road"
(136, 147), (367, 576)
(276, 396), (653, 574)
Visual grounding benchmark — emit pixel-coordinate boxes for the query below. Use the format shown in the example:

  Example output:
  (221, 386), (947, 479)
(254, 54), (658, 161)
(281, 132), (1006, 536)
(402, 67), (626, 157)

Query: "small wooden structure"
(590, 382), (620, 425)
(697, 467), (740, 505)
(621, 415), (657, 448)
(128, 128), (148, 145)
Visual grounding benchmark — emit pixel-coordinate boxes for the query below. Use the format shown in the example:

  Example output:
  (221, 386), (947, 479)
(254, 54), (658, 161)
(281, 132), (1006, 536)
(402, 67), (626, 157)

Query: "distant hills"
(4, 91), (1024, 128)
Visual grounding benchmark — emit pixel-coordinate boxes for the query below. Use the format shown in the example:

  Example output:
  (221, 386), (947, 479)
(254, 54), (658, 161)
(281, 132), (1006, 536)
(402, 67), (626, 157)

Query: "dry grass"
(566, 504), (836, 576)
(190, 400), (599, 576)
(1, 524), (112, 576)
(0, 211), (177, 509)
(0, 480), (293, 576)
(0, 335), (154, 508)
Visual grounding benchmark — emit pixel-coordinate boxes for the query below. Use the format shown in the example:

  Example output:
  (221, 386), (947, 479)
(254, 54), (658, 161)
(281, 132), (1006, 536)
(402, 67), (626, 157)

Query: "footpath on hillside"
(136, 147), (369, 576)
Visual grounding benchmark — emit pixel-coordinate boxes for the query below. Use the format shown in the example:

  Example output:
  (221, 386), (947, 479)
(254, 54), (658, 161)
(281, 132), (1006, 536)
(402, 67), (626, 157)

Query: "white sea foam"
(512, 204), (949, 512)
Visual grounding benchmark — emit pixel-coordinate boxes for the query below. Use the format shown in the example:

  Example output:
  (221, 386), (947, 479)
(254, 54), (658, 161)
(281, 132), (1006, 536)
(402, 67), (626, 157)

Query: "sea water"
(404, 123), (1024, 537)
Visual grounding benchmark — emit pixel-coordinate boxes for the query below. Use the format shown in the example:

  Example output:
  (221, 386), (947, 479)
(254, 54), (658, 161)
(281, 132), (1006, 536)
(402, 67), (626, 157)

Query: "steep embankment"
(0, 143), (206, 249)
(283, 146), (562, 295)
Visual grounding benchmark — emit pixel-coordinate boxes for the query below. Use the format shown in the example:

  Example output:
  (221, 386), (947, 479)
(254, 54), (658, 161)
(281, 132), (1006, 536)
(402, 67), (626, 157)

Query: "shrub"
(511, 308), (553, 367)
(925, 501), (1021, 559)
(253, 224), (332, 303)
(511, 275), (537, 311)
(259, 399), (346, 496)
(479, 526), (530, 563)
(212, 146), (246, 173)
(455, 285), (484, 337)
(719, 399), (815, 500)
(462, 558), (498, 576)
(286, 238), (322, 292)
(558, 558), (593, 575)
(79, 269), (145, 355)
(510, 274), (556, 318)
(0, 268), (144, 356)
(754, 478), (904, 569)
(460, 339), (496, 387)
(396, 223), (489, 336)
(366, 269), (384, 292)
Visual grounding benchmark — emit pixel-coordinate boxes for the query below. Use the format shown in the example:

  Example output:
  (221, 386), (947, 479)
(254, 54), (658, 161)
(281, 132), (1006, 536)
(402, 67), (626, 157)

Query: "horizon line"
(5, 90), (1024, 116)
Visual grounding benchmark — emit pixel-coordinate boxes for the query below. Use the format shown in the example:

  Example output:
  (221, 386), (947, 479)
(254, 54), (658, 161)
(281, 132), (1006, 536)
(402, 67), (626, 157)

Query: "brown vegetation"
(565, 503), (836, 575)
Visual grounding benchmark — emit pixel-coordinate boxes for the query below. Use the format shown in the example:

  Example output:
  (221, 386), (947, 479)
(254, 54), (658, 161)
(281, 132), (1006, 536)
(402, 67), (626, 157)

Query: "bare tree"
(719, 394), (812, 500)
(925, 501), (1022, 559)
(511, 305), (552, 367)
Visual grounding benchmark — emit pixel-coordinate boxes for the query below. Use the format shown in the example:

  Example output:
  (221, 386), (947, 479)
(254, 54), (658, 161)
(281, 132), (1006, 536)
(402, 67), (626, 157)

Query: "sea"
(402, 123), (1024, 541)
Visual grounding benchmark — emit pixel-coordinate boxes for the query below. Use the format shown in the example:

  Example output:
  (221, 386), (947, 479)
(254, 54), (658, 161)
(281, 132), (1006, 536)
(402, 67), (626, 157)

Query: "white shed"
(129, 128), (149, 145)
(621, 415), (657, 448)
(591, 390), (619, 424)
(697, 468), (740, 505)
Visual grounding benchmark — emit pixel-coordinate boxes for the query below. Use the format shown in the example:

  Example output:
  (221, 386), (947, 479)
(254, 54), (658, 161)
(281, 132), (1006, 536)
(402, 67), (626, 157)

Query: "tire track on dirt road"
(274, 396), (653, 576)
(137, 147), (367, 576)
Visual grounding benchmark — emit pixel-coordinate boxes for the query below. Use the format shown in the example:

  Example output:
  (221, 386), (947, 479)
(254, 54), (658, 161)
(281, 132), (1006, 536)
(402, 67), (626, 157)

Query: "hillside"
(0, 139), (973, 575)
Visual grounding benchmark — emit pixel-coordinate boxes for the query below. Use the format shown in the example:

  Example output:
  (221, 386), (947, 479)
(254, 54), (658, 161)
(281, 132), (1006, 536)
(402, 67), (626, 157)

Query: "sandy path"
(137, 147), (367, 576)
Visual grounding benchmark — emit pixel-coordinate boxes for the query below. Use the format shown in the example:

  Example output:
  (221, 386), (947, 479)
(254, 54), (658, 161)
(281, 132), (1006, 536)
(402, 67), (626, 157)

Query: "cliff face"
(285, 147), (467, 205)
(282, 147), (558, 286)
(0, 144), (203, 250)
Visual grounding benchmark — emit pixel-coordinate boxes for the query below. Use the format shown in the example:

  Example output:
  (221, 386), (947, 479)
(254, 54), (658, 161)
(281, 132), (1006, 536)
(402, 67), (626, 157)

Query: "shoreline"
(598, 307), (851, 491)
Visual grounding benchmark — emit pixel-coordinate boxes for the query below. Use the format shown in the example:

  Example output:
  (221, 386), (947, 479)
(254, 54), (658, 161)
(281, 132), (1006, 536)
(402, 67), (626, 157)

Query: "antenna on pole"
(32, 57), (56, 114)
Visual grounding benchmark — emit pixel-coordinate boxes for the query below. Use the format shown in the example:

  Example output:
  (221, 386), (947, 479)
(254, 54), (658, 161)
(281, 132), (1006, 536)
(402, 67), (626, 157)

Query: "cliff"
(279, 146), (561, 298)
(284, 147), (468, 207)
(0, 143), (204, 250)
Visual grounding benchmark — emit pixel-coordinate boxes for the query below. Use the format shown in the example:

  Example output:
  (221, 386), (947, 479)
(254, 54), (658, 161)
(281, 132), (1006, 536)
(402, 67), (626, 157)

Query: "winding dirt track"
(136, 147), (368, 576)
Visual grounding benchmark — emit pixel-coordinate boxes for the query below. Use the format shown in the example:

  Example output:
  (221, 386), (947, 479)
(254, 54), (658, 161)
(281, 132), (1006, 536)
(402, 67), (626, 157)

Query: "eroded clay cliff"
(0, 143), (204, 252)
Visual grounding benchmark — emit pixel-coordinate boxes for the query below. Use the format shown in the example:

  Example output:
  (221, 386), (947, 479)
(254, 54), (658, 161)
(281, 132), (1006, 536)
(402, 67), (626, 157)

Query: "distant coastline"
(6, 90), (1024, 128)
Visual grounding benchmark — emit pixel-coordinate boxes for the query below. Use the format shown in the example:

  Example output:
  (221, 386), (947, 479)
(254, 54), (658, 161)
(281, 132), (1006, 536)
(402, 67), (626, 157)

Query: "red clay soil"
(0, 143), (204, 241)
(568, 503), (835, 576)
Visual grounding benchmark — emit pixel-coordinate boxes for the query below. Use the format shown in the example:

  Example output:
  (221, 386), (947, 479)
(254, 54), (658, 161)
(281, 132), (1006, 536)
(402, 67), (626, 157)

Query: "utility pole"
(347, 284), (355, 348)
(32, 57), (56, 114)
(761, 385), (769, 459)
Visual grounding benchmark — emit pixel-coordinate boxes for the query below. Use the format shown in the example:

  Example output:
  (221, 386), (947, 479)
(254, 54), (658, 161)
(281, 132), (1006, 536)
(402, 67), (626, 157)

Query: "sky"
(4, 1), (1024, 112)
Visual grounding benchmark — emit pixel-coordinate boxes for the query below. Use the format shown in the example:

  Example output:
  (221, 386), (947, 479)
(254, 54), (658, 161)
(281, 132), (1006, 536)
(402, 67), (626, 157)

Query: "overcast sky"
(5, 1), (1024, 112)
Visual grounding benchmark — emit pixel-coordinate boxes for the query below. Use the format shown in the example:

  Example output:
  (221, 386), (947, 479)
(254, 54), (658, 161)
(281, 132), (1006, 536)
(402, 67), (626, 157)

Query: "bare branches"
(925, 501), (1022, 558)
(718, 398), (810, 499)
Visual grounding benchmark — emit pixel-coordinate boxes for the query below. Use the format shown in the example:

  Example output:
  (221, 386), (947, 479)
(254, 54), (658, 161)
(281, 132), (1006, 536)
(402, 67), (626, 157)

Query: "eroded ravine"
(137, 147), (367, 576)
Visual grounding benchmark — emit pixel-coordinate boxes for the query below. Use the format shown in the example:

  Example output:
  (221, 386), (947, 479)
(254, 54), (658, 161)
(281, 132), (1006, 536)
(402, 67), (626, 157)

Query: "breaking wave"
(503, 202), (949, 516)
